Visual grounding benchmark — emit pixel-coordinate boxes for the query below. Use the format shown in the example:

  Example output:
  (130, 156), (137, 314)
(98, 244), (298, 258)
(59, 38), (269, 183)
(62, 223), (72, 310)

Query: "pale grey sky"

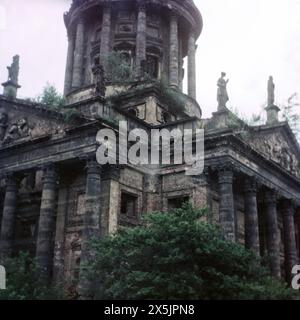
(0, 0), (299, 119)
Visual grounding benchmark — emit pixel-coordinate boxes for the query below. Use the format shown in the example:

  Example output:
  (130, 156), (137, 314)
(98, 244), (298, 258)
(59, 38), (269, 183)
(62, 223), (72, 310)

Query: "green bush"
(35, 83), (65, 109)
(102, 51), (134, 83)
(85, 203), (298, 300)
(0, 252), (64, 300)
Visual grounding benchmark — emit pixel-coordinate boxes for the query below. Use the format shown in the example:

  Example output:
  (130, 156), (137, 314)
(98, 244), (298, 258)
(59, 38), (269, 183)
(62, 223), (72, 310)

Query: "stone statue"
(7, 55), (20, 84)
(217, 72), (229, 109)
(92, 64), (106, 97)
(268, 76), (275, 106)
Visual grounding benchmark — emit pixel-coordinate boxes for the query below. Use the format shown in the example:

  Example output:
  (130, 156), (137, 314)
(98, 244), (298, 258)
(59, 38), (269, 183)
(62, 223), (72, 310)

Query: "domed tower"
(63, 0), (203, 122)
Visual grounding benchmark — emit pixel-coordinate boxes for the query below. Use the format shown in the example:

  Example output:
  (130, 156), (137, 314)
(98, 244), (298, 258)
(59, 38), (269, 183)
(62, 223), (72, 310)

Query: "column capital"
(103, 165), (121, 180)
(188, 28), (196, 39)
(217, 162), (234, 184)
(136, 0), (147, 11)
(281, 199), (295, 217)
(77, 15), (86, 25)
(244, 177), (257, 194)
(4, 174), (20, 191)
(103, 0), (112, 11)
(170, 12), (179, 22)
(264, 189), (278, 205)
(41, 164), (58, 185)
(85, 156), (102, 175)
(296, 207), (300, 218)
(67, 28), (76, 41)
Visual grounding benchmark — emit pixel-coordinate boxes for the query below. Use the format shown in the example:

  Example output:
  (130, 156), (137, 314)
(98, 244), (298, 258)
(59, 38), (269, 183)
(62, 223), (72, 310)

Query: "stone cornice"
(65, 0), (203, 39)
(0, 95), (87, 123)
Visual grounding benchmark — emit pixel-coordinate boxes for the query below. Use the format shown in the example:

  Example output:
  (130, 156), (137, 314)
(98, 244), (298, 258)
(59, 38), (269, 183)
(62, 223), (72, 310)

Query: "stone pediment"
(0, 98), (73, 147)
(248, 124), (300, 178)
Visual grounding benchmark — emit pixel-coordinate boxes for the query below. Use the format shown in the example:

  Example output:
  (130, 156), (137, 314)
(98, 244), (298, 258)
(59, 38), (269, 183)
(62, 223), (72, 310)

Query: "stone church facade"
(0, 0), (300, 296)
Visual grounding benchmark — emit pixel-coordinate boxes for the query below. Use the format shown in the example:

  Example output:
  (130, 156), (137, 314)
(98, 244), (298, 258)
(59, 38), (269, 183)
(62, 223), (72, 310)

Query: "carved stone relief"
(2, 117), (31, 145)
(250, 132), (300, 177)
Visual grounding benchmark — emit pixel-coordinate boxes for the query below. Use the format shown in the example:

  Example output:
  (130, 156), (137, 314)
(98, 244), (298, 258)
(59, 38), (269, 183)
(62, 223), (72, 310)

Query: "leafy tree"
(85, 203), (298, 300)
(0, 252), (64, 300)
(35, 83), (65, 109)
(281, 93), (300, 140)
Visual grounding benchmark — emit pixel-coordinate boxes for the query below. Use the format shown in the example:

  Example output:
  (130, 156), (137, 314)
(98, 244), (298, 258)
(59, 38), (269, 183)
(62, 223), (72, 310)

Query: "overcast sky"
(0, 0), (299, 119)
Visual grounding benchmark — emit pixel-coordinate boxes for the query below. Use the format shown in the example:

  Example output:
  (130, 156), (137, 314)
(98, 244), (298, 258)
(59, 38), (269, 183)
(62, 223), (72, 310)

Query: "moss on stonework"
(61, 109), (80, 123)
(106, 79), (186, 113)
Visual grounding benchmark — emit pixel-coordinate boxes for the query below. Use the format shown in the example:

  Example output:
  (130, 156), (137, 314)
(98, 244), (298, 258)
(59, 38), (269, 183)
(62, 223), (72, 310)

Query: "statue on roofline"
(268, 76), (275, 106)
(217, 72), (229, 110)
(7, 55), (20, 84)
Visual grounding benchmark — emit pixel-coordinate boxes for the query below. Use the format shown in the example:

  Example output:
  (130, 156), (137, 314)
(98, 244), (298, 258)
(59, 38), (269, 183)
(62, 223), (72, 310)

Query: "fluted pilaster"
(99, 3), (111, 66)
(188, 30), (196, 99)
(169, 14), (179, 88)
(135, 1), (147, 78)
(64, 31), (75, 95)
(72, 17), (85, 89)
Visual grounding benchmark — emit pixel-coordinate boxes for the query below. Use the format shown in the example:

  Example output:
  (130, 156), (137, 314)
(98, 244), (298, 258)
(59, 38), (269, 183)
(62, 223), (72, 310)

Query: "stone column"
(72, 17), (85, 89)
(64, 30), (75, 95)
(169, 14), (179, 88)
(36, 165), (59, 278)
(78, 158), (102, 299)
(244, 178), (260, 255)
(296, 208), (300, 261)
(135, 1), (147, 78)
(53, 185), (69, 283)
(218, 165), (235, 241)
(188, 30), (196, 99)
(99, 3), (112, 66)
(265, 190), (281, 278)
(0, 175), (19, 262)
(282, 200), (298, 279)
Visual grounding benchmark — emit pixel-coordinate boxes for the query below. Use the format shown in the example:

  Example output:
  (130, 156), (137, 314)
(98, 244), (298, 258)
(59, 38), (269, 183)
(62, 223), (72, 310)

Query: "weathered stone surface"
(217, 164), (235, 241)
(0, 0), (300, 296)
(36, 165), (59, 278)
(78, 158), (102, 299)
(0, 175), (19, 262)
(244, 178), (260, 255)
(265, 190), (281, 278)
(281, 200), (298, 279)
